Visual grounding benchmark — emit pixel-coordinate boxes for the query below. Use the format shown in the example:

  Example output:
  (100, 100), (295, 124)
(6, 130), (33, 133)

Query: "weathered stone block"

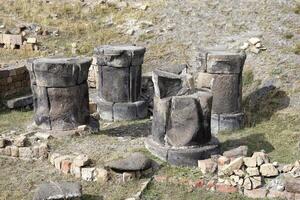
(206, 51), (246, 74)
(73, 154), (90, 167)
(10, 146), (19, 157)
(211, 113), (244, 134)
(194, 72), (214, 89)
(260, 163), (279, 177)
(198, 159), (217, 174)
(81, 167), (95, 181)
(151, 97), (171, 144)
(19, 147), (33, 159)
(28, 57), (91, 87)
(285, 178), (300, 193)
(97, 98), (113, 121)
(113, 102), (137, 121)
(33, 182), (82, 200)
(211, 74), (241, 114)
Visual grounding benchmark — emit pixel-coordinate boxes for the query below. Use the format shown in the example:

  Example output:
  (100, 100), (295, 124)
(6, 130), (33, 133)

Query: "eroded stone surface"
(27, 57), (92, 131)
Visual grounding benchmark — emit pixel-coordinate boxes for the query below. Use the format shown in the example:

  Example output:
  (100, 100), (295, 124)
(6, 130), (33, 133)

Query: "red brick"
(216, 183), (237, 193)
(192, 179), (205, 188)
(61, 160), (72, 174)
(244, 188), (267, 199)
(154, 175), (168, 183)
(206, 180), (216, 190)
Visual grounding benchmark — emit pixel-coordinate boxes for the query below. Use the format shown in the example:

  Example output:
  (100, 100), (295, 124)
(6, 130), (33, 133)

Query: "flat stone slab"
(145, 136), (220, 167)
(105, 152), (153, 172)
(27, 57), (92, 88)
(5, 95), (33, 109)
(33, 181), (82, 200)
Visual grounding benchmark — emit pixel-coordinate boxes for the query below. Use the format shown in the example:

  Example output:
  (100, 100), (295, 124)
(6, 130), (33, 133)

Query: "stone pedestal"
(94, 45), (148, 121)
(27, 57), (92, 131)
(193, 50), (246, 134)
(145, 69), (220, 167)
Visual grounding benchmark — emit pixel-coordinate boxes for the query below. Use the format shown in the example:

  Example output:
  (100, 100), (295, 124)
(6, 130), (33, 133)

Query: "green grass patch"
(0, 109), (33, 133)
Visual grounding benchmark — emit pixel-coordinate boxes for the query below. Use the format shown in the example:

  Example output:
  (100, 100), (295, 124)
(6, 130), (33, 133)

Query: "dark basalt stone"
(106, 152), (153, 172)
(33, 182), (82, 200)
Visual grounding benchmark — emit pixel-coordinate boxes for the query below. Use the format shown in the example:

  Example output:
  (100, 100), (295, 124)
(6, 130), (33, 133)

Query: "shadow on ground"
(99, 120), (152, 138)
(82, 195), (104, 200)
(243, 85), (290, 127)
(220, 133), (275, 155)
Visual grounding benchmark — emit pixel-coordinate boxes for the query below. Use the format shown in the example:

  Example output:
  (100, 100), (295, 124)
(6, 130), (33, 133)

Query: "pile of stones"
(49, 153), (109, 183)
(198, 146), (300, 199)
(0, 134), (48, 160)
(240, 37), (267, 54)
(48, 152), (154, 184)
(0, 33), (38, 50)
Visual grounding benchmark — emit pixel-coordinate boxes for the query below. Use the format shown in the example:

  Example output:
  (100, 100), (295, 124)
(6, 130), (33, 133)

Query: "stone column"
(194, 50), (246, 134)
(94, 45), (148, 121)
(27, 57), (92, 131)
(145, 68), (220, 167)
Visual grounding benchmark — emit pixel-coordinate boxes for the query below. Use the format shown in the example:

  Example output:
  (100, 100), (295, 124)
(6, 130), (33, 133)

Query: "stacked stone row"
(193, 50), (246, 134)
(94, 45), (148, 121)
(198, 147), (300, 199)
(0, 63), (31, 98)
(26, 57), (92, 131)
(0, 136), (48, 160)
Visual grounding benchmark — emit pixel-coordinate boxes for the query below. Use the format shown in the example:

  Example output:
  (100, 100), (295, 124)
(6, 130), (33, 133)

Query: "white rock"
(260, 163), (279, 177)
(282, 164), (294, 173)
(95, 168), (109, 183)
(244, 157), (257, 167)
(250, 176), (262, 189)
(243, 177), (252, 190)
(246, 167), (260, 176)
(27, 37), (37, 44)
(255, 42), (262, 48)
(198, 159), (217, 174)
(221, 157), (244, 176)
(73, 154), (90, 167)
(78, 125), (88, 131)
(250, 46), (260, 54)
(35, 132), (53, 140)
(81, 167), (95, 181)
(240, 42), (249, 50)
(248, 37), (261, 45)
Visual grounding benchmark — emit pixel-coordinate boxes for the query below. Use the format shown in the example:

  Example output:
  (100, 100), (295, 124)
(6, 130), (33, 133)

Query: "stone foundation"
(94, 45), (148, 121)
(27, 57), (92, 131)
(0, 62), (31, 99)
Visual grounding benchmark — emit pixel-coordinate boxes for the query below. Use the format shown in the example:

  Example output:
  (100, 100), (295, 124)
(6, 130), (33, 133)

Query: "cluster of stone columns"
(26, 57), (92, 131)
(145, 67), (220, 166)
(94, 45), (148, 121)
(194, 50), (246, 134)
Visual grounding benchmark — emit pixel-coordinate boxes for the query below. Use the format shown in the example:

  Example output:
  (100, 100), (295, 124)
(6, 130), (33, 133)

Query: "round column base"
(211, 113), (244, 135)
(97, 98), (148, 121)
(145, 136), (220, 167)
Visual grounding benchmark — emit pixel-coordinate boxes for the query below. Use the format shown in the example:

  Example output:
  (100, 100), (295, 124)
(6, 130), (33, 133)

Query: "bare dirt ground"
(0, 0), (299, 199)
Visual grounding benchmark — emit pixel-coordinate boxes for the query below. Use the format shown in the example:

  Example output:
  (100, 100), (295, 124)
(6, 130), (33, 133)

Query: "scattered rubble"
(240, 37), (267, 54)
(0, 134), (49, 160)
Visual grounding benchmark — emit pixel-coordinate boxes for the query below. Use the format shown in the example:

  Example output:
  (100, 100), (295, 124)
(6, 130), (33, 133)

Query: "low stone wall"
(0, 62), (31, 99)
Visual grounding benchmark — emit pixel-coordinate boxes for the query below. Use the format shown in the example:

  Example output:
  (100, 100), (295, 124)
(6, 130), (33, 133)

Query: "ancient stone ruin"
(145, 66), (220, 166)
(94, 45), (148, 121)
(193, 50), (246, 134)
(26, 57), (92, 131)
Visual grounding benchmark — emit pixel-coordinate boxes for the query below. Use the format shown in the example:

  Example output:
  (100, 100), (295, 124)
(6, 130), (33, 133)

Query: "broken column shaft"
(94, 45), (148, 121)
(194, 50), (246, 134)
(27, 57), (92, 131)
(145, 68), (220, 167)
